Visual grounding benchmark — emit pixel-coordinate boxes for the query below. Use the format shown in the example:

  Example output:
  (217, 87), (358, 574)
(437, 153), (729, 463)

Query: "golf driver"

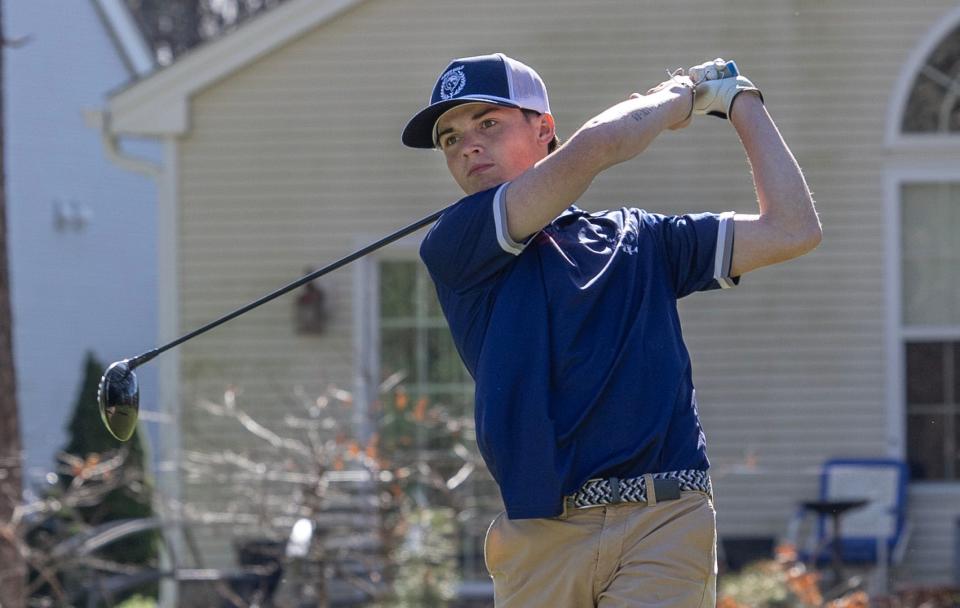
(99, 206), (447, 441)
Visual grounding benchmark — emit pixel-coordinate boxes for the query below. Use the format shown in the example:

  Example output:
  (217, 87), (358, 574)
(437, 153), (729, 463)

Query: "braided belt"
(568, 469), (712, 510)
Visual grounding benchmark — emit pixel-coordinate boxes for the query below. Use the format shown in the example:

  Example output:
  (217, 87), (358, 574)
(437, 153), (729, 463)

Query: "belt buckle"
(652, 477), (682, 501)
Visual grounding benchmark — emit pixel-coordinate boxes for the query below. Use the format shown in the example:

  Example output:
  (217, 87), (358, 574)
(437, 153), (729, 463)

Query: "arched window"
(901, 23), (960, 133)
(893, 18), (960, 481)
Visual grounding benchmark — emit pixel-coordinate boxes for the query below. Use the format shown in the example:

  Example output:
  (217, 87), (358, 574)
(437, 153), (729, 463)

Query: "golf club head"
(98, 359), (140, 441)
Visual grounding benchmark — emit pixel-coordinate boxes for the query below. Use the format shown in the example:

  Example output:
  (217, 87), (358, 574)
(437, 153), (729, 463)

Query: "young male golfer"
(402, 53), (821, 607)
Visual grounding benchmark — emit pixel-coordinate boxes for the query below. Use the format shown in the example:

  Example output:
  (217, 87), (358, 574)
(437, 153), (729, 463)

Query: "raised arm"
(727, 93), (822, 276)
(504, 81), (693, 242)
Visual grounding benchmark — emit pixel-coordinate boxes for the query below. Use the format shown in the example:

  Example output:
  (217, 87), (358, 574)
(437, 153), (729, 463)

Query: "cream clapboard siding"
(171, 0), (960, 576)
(907, 488), (960, 584)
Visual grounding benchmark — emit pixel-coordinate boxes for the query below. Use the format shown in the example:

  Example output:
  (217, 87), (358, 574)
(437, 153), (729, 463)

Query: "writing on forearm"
(630, 107), (655, 122)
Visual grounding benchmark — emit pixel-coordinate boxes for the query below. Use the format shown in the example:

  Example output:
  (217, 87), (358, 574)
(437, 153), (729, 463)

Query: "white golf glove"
(689, 58), (763, 119)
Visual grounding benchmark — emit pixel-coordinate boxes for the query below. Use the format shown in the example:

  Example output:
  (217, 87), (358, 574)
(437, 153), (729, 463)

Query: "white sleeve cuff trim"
(493, 183), (527, 256)
(714, 211), (736, 289)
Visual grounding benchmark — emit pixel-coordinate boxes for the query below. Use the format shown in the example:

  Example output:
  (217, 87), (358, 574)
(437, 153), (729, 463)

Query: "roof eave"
(106, 0), (367, 137)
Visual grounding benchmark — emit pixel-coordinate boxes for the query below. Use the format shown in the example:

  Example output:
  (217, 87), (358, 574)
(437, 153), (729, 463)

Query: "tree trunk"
(0, 1), (27, 605)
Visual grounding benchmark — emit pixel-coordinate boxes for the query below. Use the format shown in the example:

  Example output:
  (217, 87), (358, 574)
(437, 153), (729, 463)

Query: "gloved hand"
(688, 58), (763, 119)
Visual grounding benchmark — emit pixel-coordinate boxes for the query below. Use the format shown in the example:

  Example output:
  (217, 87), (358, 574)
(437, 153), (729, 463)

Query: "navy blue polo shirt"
(419, 183), (738, 519)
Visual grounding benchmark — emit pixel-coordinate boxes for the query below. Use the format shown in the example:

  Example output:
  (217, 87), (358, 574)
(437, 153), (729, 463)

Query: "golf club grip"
(136, 205), (449, 364)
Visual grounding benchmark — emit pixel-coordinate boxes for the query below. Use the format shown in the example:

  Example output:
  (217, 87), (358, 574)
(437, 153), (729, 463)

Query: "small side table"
(800, 499), (869, 583)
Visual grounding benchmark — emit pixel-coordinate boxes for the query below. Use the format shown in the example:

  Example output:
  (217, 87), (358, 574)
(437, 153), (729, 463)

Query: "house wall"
(173, 0), (960, 580)
(7, 0), (158, 483)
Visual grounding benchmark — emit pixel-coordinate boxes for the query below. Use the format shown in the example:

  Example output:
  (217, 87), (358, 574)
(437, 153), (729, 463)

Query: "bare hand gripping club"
(99, 207), (446, 441)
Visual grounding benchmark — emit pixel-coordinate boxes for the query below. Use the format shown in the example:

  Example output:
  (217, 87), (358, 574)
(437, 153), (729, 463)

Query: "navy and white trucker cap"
(402, 53), (551, 149)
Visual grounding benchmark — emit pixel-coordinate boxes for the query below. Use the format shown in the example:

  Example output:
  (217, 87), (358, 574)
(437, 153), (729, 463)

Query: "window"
(902, 23), (960, 133)
(901, 183), (960, 480)
(896, 15), (960, 479)
(901, 183), (960, 326)
(905, 341), (960, 480)
(378, 259), (501, 582)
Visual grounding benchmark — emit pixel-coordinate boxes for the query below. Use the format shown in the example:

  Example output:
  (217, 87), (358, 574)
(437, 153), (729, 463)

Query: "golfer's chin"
(459, 172), (506, 196)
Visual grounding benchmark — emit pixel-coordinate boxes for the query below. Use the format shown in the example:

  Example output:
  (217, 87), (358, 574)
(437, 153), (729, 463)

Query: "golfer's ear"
(537, 113), (556, 146)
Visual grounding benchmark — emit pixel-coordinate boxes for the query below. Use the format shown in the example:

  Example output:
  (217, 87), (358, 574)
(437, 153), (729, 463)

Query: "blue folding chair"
(788, 458), (910, 591)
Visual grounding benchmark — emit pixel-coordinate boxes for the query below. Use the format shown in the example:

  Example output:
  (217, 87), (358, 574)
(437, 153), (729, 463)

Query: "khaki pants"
(484, 491), (717, 607)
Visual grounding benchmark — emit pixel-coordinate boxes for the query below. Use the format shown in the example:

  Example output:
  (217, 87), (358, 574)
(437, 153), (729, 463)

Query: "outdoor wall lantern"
(294, 268), (328, 335)
(53, 199), (92, 232)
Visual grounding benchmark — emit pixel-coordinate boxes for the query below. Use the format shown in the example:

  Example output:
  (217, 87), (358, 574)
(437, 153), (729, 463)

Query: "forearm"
(505, 87), (691, 241)
(730, 94), (821, 248)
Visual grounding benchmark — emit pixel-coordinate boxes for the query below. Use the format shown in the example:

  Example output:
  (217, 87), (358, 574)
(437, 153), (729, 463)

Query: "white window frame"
(352, 235), (427, 444)
(885, 167), (960, 491)
(353, 236), (495, 584)
(885, 3), (960, 154)
(884, 7), (960, 494)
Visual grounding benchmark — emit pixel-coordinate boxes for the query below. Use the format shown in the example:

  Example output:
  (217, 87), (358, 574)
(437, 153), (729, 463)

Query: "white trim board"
(157, 137), (182, 608)
(105, 0), (367, 136)
(352, 254), (378, 445)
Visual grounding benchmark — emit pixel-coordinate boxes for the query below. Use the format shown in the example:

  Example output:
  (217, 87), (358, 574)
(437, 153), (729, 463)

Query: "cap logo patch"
(439, 66), (466, 100)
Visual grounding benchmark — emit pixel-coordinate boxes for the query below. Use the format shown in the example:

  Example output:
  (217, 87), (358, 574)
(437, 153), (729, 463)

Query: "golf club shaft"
(128, 206), (448, 369)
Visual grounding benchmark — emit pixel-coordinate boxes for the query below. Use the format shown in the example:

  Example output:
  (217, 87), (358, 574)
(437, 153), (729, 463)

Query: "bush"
(718, 543), (960, 608)
(116, 595), (158, 608)
(59, 352), (158, 565)
(23, 352), (159, 605)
